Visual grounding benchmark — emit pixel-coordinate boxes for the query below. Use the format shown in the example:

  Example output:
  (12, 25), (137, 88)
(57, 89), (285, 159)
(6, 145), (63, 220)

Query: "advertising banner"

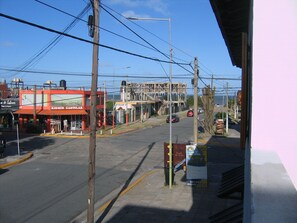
(186, 145), (207, 186)
(21, 94), (47, 107)
(51, 94), (82, 109)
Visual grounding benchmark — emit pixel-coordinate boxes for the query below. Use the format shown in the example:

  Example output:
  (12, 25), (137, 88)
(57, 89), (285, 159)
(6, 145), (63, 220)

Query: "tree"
(187, 95), (203, 108)
(106, 101), (114, 111)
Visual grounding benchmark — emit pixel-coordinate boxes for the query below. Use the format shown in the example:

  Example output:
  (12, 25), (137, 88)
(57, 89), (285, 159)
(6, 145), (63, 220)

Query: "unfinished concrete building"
(115, 81), (187, 123)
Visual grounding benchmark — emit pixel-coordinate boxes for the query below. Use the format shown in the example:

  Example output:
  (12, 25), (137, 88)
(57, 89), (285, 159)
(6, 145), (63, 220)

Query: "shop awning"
(14, 109), (37, 115)
(14, 109), (88, 115)
(38, 110), (88, 115)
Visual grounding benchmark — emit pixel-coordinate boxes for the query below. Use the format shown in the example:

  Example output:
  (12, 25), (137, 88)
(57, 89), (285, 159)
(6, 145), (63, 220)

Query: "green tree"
(187, 96), (194, 107)
(106, 101), (114, 111)
(186, 95), (203, 108)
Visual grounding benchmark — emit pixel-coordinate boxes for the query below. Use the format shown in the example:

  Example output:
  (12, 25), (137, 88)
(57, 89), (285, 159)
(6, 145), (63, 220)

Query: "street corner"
(0, 151), (33, 169)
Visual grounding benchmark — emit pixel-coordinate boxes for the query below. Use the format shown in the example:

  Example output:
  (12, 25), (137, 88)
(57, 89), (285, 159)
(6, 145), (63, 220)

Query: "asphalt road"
(0, 117), (195, 223)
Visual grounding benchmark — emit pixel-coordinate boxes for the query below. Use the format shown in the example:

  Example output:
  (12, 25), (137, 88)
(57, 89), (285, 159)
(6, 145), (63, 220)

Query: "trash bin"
(164, 167), (175, 185)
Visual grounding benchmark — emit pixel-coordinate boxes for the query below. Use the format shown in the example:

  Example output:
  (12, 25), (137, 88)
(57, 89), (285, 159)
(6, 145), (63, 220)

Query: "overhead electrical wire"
(0, 13), (190, 66)
(102, 2), (226, 81)
(99, 2), (194, 76)
(34, 0), (160, 54)
(0, 67), (194, 79)
(101, 2), (232, 83)
(5, 3), (92, 78)
(36, 0), (240, 86)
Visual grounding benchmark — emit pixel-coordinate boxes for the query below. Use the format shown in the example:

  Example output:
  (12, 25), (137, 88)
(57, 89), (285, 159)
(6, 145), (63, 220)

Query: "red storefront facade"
(14, 88), (105, 133)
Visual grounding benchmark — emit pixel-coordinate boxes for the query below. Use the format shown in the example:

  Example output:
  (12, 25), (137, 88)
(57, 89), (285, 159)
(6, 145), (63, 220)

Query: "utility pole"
(140, 84), (143, 122)
(193, 57), (198, 144)
(87, 0), (99, 222)
(211, 74), (214, 90)
(234, 92), (237, 119)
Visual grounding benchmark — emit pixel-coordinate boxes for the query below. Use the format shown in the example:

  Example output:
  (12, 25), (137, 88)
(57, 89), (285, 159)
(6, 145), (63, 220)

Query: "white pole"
(168, 17), (173, 189)
(127, 16), (173, 188)
(16, 123), (20, 155)
(103, 81), (106, 128)
(226, 82), (229, 134)
(141, 84), (143, 122)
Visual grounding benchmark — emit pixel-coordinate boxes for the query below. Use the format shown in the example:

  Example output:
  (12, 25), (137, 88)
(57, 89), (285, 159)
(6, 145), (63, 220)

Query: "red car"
(166, 114), (180, 123)
(187, 110), (194, 117)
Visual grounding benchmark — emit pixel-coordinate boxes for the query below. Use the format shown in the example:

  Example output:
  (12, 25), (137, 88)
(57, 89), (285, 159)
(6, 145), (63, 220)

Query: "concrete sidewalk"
(72, 128), (244, 223)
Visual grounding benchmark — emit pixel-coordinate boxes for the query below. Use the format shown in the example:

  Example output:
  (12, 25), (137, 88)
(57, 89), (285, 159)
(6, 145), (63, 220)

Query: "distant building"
(0, 80), (9, 99)
(115, 81), (187, 123)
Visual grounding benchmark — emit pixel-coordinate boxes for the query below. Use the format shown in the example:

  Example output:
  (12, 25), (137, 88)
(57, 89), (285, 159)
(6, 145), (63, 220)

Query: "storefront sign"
(51, 106), (83, 110)
(0, 98), (19, 111)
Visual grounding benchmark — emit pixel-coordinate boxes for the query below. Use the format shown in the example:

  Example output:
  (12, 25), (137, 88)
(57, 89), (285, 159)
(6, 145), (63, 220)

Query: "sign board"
(51, 94), (82, 109)
(0, 98), (19, 111)
(22, 94), (48, 107)
(186, 145), (207, 185)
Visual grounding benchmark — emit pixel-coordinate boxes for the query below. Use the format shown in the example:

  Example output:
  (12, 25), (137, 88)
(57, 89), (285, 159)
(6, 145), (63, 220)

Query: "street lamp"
(126, 16), (173, 188)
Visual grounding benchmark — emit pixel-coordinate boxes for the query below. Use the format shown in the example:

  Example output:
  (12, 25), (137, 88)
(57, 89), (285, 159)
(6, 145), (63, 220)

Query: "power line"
(200, 76), (241, 81)
(0, 13), (189, 66)
(0, 67), (196, 79)
(6, 3), (92, 78)
(34, 0), (160, 54)
(100, 2), (192, 65)
(100, 2), (194, 76)
(34, 0), (237, 87)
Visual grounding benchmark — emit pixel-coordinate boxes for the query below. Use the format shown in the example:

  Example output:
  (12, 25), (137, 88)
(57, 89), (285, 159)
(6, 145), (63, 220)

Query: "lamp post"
(127, 16), (173, 188)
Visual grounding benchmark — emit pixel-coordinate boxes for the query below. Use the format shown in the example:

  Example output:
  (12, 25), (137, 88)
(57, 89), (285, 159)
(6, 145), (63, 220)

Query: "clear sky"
(0, 0), (241, 97)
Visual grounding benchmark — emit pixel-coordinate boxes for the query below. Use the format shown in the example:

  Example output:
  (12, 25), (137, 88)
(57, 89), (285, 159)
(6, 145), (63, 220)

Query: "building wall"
(0, 83), (9, 99)
(252, 0), (297, 189)
(251, 1), (297, 222)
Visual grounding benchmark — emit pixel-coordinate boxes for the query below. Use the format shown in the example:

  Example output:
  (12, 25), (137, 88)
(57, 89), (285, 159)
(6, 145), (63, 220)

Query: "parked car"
(166, 114), (180, 123)
(187, 110), (194, 117)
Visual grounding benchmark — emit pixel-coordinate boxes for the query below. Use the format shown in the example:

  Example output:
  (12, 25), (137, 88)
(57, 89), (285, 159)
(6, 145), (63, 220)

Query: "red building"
(14, 88), (105, 133)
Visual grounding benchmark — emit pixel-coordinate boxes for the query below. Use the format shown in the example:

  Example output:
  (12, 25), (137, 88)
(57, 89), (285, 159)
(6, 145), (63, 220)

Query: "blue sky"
(0, 0), (241, 97)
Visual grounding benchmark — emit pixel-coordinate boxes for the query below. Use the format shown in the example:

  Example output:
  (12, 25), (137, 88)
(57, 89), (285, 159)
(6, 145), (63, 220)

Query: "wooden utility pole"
(211, 74), (214, 90)
(88, 0), (100, 222)
(193, 57), (198, 144)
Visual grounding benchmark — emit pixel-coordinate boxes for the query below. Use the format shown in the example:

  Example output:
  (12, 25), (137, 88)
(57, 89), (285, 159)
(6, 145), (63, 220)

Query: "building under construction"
(115, 81), (187, 123)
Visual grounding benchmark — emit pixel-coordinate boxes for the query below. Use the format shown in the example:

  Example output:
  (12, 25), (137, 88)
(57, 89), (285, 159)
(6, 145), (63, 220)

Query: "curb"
(0, 152), (33, 169)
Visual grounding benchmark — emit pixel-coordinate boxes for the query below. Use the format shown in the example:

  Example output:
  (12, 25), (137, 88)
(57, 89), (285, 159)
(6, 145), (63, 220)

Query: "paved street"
(0, 117), (194, 223)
